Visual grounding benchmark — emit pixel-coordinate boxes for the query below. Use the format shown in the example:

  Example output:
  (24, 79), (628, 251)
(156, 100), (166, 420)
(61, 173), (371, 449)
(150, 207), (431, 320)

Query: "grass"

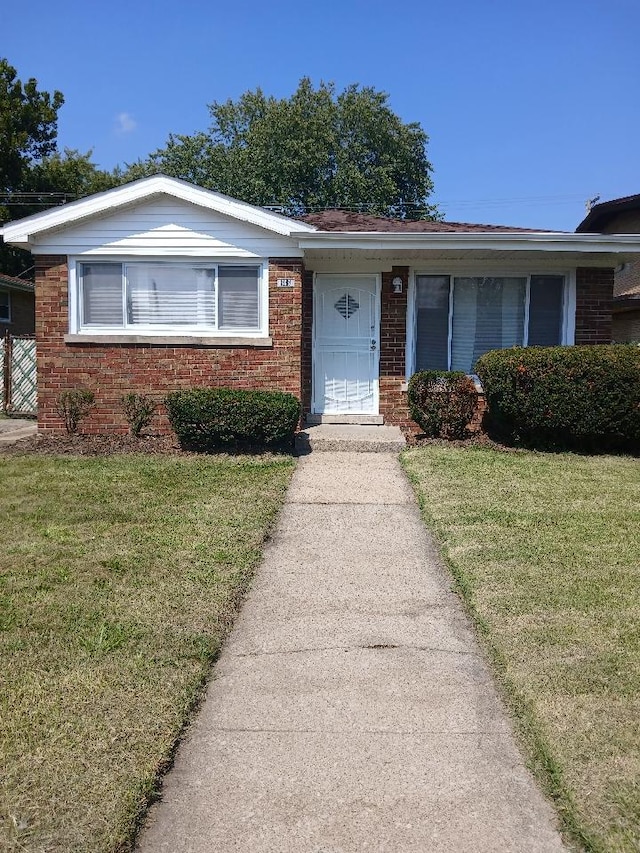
(402, 445), (640, 852)
(0, 452), (294, 853)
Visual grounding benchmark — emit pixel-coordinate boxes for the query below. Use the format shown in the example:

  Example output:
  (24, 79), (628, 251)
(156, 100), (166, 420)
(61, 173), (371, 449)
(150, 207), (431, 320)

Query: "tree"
(0, 58), (64, 192)
(125, 78), (438, 219)
(0, 60), (117, 275)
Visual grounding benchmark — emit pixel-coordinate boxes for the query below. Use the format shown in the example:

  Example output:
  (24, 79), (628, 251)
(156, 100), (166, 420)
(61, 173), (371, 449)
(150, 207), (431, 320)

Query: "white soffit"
(290, 230), (640, 255)
(0, 175), (317, 247)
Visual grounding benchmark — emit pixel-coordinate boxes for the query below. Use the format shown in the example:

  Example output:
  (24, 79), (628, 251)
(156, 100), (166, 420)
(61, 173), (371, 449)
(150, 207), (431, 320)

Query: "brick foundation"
(35, 256), (306, 434)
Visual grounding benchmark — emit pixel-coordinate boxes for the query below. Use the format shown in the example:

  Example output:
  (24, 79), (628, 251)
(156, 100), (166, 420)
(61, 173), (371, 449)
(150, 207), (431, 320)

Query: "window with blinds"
(79, 263), (262, 332)
(82, 264), (124, 326)
(218, 266), (260, 329)
(414, 274), (565, 374)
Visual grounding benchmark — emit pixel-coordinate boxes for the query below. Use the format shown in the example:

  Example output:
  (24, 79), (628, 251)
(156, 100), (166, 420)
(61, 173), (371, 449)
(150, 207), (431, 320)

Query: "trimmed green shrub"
(55, 389), (95, 434)
(121, 393), (157, 437)
(475, 345), (640, 453)
(408, 370), (479, 439)
(165, 388), (301, 450)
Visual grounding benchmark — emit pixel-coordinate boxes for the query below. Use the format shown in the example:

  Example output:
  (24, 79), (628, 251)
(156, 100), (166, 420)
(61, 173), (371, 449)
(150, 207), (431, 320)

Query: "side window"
(0, 289), (10, 322)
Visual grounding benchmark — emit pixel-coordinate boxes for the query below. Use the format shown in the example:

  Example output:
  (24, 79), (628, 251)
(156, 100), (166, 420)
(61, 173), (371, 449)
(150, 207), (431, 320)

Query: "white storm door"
(313, 275), (380, 414)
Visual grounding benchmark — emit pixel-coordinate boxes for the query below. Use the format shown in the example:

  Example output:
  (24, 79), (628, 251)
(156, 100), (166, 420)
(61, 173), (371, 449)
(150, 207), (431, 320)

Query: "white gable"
(0, 175), (313, 257)
(25, 195), (303, 258)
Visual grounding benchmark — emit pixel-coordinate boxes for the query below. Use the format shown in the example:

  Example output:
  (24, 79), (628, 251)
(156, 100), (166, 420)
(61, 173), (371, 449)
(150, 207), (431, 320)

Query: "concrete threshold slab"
(295, 424), (406, 453)
(305, 414), (384, 425)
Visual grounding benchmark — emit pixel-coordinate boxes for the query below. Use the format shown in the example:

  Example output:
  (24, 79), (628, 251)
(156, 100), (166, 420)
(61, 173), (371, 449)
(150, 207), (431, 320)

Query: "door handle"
(370, 339), (377, 351)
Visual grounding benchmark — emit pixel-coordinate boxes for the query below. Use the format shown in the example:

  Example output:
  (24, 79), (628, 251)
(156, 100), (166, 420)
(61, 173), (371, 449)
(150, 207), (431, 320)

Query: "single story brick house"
(0, 273), (35, 336)
(576, 193), (640, 343)
(2, 175), (639, 434)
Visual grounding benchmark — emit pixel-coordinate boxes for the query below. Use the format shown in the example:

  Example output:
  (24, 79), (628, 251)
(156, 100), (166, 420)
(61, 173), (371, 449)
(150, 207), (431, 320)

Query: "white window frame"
(0, 289), (10, 323)
(406, 268), (576, 378)
(68, 258), (269, 338)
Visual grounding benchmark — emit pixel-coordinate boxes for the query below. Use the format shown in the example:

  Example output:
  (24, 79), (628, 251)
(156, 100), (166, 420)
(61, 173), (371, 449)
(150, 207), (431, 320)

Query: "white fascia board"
(0, 176), (317, 246)
(291, 231), (640, 253)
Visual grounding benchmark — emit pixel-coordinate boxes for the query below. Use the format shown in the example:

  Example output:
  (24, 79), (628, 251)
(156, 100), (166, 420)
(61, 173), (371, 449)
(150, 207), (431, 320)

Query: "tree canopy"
(0, 72), (440, 275)
(0, 60), (116, 274)
(0, 58), (64, 193)
(126, 78), (438, 219)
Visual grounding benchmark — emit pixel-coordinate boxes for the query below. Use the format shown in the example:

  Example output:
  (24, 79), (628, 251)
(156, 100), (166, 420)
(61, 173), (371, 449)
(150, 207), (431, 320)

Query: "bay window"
(77, 262), (264, 334)
(413, 274), (567, 374)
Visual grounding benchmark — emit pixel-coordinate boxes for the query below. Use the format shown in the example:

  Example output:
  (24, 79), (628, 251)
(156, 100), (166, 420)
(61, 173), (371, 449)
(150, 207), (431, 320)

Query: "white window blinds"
(126, 265), (215, 326)
(218, 266), (260, 329)
(414, 274), (565, 374)
(78, 263), (262, 332)
(81, 264), (124, 326)
(451, 277), (526, 373)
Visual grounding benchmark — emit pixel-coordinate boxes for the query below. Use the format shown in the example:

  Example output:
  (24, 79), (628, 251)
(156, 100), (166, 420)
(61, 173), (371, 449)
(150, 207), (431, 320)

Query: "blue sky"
(2, 0), (639, 230)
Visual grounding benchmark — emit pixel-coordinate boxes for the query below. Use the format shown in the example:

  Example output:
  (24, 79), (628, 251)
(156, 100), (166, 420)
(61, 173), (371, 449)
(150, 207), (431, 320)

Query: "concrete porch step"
(295, 424), (406, 454)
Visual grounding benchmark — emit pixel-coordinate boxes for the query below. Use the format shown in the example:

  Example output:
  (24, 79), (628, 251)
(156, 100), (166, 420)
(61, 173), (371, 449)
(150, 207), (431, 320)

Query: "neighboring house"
(1, 175), (638, 434)
(0, 273), (35, 336)
(577, 193), (640, 342)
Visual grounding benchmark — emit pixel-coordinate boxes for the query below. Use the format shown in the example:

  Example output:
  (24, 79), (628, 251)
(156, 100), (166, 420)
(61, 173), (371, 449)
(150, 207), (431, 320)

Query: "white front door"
(313, 274), (380, 414)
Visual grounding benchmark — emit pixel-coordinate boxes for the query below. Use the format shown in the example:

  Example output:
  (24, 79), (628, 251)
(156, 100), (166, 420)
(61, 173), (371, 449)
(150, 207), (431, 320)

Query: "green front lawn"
(403, 446), (640, 852)
(0, 453), (294, 852)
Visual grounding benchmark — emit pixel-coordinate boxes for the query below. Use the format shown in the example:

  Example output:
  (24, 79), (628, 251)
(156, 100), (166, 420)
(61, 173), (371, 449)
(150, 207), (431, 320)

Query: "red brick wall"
(379, 266), (413, 428)
(575, 267), (614, 344)
(35, 255), (305, 434)
(300, 268), (313, 415)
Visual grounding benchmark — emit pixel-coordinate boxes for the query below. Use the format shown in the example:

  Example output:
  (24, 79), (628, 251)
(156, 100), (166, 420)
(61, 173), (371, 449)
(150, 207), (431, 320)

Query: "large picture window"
(414, 274), (566, 374)
(78, 262), (263, 334)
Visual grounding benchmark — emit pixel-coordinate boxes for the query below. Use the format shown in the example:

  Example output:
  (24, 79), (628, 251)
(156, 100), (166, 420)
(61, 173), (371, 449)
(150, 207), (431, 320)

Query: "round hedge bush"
(408, 371), (479, 439)
(475, 344), (640, 453)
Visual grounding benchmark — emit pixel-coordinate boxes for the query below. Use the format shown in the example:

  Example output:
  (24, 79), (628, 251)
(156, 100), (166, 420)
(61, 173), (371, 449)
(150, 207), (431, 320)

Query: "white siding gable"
(30, 196), (302, 258)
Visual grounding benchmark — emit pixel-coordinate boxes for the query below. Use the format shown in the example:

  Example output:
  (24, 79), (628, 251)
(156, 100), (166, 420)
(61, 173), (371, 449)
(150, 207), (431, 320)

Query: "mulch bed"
(1, 433), (186, 456)
(0, 433), (299, 458)
(2, 429), (518, 457)
(405, 431), (521, 452)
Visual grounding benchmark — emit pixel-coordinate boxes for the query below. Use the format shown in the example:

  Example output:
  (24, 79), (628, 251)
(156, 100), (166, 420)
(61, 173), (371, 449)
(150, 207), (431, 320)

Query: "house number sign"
(277, 277), (296, 288)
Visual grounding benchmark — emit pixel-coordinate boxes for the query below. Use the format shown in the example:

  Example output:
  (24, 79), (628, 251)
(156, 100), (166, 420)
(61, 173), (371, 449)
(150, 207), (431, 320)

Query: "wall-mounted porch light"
(392, 276), (403, 294)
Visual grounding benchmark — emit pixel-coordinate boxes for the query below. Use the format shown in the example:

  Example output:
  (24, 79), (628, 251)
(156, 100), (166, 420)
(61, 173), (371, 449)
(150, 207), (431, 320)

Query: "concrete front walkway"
(0, 417), (37, 444)
(137, 452), (566, 853)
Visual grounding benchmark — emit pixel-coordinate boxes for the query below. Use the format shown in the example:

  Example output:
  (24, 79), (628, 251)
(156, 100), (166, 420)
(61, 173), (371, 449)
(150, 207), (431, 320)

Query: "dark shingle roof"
(576, 193), (640, 232)
(0, 273), (35, 292)
(298, 209), (551, 233)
